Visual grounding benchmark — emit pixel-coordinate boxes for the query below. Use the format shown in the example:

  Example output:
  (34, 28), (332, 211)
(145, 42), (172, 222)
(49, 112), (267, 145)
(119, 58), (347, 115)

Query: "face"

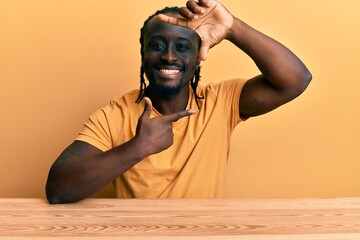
(142, 16), (201, 99)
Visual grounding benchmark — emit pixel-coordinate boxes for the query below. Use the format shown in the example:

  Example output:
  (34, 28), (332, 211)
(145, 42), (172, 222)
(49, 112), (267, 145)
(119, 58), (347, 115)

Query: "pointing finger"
(164, 109), (197, 122)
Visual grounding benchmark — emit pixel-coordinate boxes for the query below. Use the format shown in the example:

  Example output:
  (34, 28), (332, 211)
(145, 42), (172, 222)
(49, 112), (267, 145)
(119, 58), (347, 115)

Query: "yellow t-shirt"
(76, 79), (246, 198)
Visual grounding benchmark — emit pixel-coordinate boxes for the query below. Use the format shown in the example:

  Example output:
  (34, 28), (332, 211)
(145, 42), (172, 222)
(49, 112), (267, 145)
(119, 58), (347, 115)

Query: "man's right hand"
(135, 97), (196, 157)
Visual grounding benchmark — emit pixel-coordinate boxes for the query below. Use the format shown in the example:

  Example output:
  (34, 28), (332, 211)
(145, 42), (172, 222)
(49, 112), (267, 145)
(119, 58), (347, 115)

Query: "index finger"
(157, 14), (191, 28)
(164, 109), (197, 122)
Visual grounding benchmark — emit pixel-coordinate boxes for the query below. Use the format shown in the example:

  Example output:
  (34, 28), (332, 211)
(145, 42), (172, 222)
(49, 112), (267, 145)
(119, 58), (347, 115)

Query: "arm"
(45, 139), (144, 204)
(158, 0), (312, 118)
(228, 18), (312, 118)
(46, 98), (196, 204)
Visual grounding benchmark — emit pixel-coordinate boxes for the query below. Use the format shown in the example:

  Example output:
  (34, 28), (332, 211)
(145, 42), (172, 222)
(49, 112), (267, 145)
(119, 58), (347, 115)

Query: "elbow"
(46, 171), (64, 204)
(293, 67), (312, 97)
(303, 68), (312, 89)
(46, 188), (78, 204)
(46, 188), (61, 204)
(45, 180), (78, 204)
(45, 165), (82, 204)
(45, 181), (63, 204)
(47, 196), (62, 205)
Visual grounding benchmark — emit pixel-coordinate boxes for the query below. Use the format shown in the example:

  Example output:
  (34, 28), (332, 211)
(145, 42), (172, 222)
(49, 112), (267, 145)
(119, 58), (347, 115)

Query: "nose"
(160, 48), (178, 63)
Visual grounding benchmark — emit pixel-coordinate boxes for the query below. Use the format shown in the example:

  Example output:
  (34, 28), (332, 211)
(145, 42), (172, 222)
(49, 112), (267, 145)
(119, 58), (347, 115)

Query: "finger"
(199, 0), (217, 7)
(186, 1), (206, 15)
(157, 14), (190, 28)
(141, 97), (152, 119)
(164, 109), (197, 122)
(179, 7), (198, 21)
(199, 44), (210, 61)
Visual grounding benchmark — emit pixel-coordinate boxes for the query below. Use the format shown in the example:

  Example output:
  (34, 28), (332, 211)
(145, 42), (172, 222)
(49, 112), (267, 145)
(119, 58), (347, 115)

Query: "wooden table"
(0, 198), (360, 239)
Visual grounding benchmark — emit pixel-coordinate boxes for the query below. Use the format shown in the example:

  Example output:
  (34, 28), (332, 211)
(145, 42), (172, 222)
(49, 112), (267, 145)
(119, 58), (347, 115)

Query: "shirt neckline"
(150, 86), (195, 128)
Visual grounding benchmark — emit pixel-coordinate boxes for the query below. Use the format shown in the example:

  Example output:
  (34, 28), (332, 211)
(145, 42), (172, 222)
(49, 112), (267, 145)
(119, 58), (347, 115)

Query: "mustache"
(154, 63), (184, 69)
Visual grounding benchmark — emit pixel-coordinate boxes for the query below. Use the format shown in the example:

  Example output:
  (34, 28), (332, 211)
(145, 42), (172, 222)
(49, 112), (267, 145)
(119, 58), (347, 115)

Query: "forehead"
(144, 16), (201, 45)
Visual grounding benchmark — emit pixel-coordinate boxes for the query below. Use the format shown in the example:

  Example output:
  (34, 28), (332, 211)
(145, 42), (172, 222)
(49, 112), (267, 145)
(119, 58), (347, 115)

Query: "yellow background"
(1, 0), (359, 198)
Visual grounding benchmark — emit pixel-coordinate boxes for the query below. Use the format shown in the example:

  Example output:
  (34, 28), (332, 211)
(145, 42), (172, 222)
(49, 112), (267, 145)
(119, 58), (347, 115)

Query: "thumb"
(199, 44), (210, 61)
(141, 97), (152, 119)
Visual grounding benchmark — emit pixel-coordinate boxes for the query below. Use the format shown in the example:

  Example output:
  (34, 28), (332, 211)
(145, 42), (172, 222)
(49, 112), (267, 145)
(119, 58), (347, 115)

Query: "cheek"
(183, 64), (197, 83)
(142, 54), (155, 72)
(186, 56), (199, 73)
(142, 56), (155, 81)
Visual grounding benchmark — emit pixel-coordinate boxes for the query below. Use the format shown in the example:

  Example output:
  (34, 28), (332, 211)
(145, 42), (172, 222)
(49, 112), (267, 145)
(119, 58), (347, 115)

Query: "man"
(46, 0), (311, 203)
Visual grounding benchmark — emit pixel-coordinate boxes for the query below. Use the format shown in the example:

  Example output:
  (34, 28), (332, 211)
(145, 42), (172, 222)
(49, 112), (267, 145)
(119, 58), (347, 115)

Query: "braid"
(135, 65), (146, 103)
(191, 66), (203, 109)
(136, 6), (203, 109)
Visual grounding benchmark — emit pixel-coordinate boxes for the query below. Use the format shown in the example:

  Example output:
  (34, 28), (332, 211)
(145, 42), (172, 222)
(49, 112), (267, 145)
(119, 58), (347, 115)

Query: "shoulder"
(191, 79), (247, 129)
(101, 90), (142, 113)
(197, 78), (247, 98)
(109, 90), (140, 108)
(89, 90), (142, 123)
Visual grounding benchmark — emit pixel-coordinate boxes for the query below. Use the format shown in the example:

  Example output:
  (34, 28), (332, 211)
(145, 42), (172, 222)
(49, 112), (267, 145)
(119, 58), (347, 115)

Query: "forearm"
(46, 138), (145, 204)
(227, 17), (312, 93)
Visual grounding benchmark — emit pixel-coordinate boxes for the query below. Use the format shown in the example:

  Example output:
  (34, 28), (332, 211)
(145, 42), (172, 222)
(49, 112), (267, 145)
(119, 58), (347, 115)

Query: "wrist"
(226, 17), (246, 42)
(130, 135), (151, 160)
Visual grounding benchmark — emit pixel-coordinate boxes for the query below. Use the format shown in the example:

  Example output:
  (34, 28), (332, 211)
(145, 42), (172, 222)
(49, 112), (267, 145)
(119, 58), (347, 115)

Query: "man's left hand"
(157, 0), (234, 61)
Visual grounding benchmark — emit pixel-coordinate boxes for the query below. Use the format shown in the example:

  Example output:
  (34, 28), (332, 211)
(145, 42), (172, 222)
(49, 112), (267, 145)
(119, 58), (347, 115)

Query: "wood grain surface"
(0, 198), (360, 239)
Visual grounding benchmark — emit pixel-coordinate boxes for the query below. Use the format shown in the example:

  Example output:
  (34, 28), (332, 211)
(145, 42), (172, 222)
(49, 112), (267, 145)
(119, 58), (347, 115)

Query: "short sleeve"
(215, 79), (247, 130)
(76, 102), (123, 152)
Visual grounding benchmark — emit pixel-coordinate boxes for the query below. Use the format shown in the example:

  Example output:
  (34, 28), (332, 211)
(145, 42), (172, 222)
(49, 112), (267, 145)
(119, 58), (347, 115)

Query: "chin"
(148, 81), (184, 99)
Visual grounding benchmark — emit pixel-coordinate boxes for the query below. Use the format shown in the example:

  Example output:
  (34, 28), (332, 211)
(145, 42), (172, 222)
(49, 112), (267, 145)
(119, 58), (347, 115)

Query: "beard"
(147, 79), (184, 99)
(144, 62), (196, 100)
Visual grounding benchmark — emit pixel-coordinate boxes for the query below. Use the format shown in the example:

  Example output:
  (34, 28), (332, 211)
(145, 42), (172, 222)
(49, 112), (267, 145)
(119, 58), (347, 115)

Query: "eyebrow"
(148, 36), (194, 45)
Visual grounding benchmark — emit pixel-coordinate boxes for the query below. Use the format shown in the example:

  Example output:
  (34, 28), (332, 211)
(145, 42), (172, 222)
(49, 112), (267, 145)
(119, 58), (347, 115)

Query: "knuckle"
(186, 1), (196, 8)
(179, 7), (193, 18)
(176, 113), (182, 121)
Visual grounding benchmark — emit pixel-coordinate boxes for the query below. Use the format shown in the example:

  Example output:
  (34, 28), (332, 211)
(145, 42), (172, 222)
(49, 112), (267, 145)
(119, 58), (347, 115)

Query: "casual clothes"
(76, 78), (246, 198)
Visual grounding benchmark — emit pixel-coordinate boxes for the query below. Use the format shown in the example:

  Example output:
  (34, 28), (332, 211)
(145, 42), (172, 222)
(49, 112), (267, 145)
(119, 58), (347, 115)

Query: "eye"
(149, 42), (165, 51)
(176, 43), (190, 51)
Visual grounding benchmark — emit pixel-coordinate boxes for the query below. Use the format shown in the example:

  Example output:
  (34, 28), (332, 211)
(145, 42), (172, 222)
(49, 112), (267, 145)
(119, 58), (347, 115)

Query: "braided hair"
(135, 7), (203, 109)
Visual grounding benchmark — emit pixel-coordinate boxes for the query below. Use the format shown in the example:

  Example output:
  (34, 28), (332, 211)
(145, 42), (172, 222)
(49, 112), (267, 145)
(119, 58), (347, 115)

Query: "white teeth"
(160, 69), (180, 74)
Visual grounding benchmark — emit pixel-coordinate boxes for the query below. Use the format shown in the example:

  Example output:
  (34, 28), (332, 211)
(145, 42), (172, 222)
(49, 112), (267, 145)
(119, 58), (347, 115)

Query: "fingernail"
(189, 109), (197, 114)
(192, 15), (198, 20)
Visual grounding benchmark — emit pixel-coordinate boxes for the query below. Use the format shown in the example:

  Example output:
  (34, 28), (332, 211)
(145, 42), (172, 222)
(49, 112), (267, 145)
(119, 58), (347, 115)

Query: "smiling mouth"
(159, 69), (181, 75)
(155, 67), (183, 81)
